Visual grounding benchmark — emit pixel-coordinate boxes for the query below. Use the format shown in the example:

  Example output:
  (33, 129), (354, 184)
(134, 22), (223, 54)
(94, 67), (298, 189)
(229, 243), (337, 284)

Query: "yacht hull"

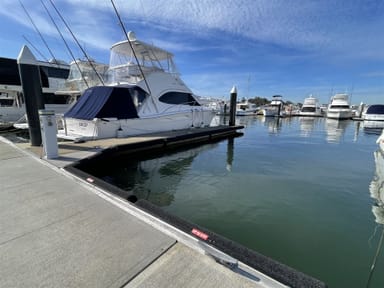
(326, 109), (352, 120)
(58, 109), (215, 140)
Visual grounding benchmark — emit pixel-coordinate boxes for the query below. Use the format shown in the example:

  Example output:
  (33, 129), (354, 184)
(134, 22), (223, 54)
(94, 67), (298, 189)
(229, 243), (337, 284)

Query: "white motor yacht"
(236, 101), (258, 116)
(58, 32), (216, 140)
(364, 104), (384, 122)
(262, 95), (284, 117)
(0, 54), (70, 124)
(326, 93), (352, 120)
(55, 59), (109, 97)
(299, 95), (322, 117)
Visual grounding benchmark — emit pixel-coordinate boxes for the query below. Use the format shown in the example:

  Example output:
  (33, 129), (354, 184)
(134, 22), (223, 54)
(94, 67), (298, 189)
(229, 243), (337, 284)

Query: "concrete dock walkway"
(0, 137), (279, 287)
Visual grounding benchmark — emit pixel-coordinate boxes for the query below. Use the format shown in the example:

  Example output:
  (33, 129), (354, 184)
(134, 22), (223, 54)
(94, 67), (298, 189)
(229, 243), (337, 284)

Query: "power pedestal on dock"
(39, 110), (58, 159)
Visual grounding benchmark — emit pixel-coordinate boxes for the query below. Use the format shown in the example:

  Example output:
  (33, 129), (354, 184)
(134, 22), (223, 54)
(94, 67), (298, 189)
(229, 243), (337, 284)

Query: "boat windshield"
(366, 105), (384, 115)
(330, 105), (350, 109)
(301, 107), (316, 112)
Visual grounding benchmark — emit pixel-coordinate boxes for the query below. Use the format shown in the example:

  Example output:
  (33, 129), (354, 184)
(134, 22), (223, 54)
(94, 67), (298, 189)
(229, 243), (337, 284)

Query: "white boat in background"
(236, 101), (258, 116)
(326, 93), (353, 120)
(262, 95), (284, 117)
(0, 55), (70, 124)
(299, 95), (322, 117)
(363, 104), (384, 122)
(58, 32), (216, 140)
(55, 59), (109, 97)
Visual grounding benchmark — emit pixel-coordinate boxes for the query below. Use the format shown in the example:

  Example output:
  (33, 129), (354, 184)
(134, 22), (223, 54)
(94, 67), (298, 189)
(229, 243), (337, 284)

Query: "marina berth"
(58, 32), (216, 140)
(0, 127), (326, 288)
(326, 93), (353, 120)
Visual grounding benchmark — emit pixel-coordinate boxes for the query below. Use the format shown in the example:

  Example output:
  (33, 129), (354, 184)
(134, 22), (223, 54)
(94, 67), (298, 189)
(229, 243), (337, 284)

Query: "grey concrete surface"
(0, 138), (273, 288)
(0, 139), (175, 287)
(124, 243), (260, 288)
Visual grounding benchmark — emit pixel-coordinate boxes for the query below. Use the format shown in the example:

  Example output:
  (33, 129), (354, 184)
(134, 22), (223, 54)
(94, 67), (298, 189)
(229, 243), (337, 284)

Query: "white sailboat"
(58, 32), (215, 140)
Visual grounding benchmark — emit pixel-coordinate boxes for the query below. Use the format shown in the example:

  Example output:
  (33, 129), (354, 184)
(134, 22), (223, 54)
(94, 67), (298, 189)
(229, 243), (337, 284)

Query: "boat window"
(0, 57), (20, 85)
(41, 66), (70, 79)
(129, 87), (147, 107)
(330, 105), (350, 109)
(39, 66), (70, 88)
(366, 105), (384, 114)
(43, 93), (71, 104)
(159, 92), (200, 106)
(301, 107), (316, 112)
(0, 99), (14, 106)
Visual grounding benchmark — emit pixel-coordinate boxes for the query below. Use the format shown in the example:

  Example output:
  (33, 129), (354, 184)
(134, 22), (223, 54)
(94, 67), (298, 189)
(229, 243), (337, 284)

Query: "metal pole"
(229, 86), (237, 126)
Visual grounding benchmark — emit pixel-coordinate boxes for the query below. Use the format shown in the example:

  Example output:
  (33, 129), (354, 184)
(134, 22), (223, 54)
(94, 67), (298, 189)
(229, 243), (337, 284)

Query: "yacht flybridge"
(58, 32), (215, 140)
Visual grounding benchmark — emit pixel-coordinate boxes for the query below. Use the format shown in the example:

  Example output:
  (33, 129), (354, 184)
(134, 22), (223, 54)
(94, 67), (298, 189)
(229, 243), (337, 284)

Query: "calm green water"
(98, 116), (384, 288)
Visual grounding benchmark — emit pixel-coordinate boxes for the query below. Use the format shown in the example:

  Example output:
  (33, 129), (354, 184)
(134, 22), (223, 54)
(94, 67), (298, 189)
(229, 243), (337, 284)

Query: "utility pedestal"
(39, 110), (58, 159)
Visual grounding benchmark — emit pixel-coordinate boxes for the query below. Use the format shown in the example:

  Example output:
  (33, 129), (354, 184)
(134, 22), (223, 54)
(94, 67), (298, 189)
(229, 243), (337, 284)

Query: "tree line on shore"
(242, 95), (296, 106)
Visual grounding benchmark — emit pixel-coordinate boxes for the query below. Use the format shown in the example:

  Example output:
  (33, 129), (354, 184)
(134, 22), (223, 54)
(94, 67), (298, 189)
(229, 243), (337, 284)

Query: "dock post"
(17, 45), (44, 146)
(229, 86), (237, 126)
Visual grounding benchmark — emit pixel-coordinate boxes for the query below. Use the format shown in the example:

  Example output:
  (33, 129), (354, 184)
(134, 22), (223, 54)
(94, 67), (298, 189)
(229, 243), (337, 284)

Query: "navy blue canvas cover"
(64, 86), (138, 120)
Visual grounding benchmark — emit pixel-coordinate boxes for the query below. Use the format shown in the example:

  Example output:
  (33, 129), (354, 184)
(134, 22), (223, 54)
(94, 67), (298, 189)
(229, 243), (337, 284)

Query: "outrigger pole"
(40, 0), (89, 88)
(110, 0), (153, 98)
(48, 0), (105, 86)
(19, 0), (58, 64)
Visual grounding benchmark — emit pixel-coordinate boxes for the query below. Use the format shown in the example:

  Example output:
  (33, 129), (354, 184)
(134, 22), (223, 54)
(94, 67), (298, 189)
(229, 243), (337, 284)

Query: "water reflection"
(366, 150), (384, 287)
(299, 117), (316, 137)
(102, 146), (212, 206)
(235, 115), (259, 126)
(370, 150), (384, 225)
(261, 116), (282, 134)
(363, 121), (384, 136)
(226, 137), (234, 171)
(325, 119), (351, 143)
(99, 139), (239, 206)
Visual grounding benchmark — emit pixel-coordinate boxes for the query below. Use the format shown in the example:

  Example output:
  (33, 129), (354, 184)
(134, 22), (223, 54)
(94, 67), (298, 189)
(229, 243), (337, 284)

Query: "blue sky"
(1, 0), (384, 104)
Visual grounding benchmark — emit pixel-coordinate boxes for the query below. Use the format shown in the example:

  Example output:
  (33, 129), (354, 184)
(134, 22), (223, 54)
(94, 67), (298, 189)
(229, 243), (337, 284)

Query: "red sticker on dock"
(86, 177), (94, 183)
(191, 228), (209, 240)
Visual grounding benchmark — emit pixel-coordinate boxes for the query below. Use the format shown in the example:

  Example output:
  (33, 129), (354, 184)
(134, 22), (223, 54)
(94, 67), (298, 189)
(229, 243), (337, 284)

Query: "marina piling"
(229, 86), (237, 126)
(17, 45), (44, 146)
